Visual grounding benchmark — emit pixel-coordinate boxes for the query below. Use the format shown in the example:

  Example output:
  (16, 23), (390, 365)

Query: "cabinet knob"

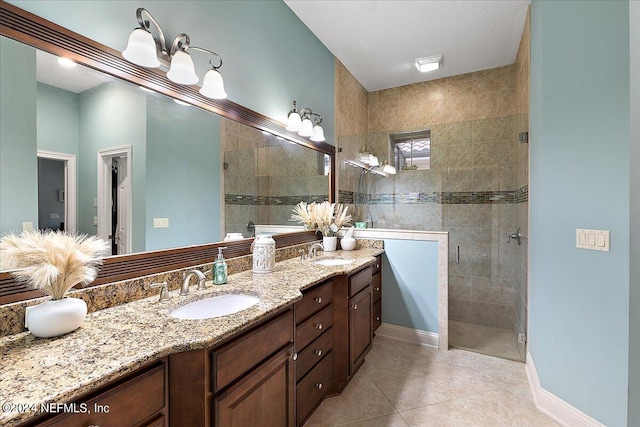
(353, 304), (358, 310)
(316, 383), (323, 390)
(376, 264), (380, 268)
(315, 349), (322, 357)
(375, 287), (380, 291)
(291, 352), (298, 361)
(316, 323), (323, 330)
(315, 297), (322, 304)
(375, 316), (380, 321)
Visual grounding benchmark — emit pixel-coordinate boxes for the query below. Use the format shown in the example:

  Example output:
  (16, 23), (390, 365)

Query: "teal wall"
(382, 240), (439, 333)
(145, 94), (222, 250)
(78, 82), (147, 251)
(0, 37), (37, 234)
(36, 83), (79, 155)
(629, 2), (640, 425)
(530, 2), (630, 426)
(7, 0), (335, 145)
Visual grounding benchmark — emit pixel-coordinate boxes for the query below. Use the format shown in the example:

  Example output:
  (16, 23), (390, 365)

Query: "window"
(390, 130), (431, 170)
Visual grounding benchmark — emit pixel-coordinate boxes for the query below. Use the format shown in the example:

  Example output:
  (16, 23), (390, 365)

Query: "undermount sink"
(170, 294), (260, 320)
(313, 257), (355, 266)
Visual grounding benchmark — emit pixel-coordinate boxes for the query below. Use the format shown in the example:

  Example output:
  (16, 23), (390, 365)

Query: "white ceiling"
(284, 0), (530, 91)
(37, 50), (112, 93)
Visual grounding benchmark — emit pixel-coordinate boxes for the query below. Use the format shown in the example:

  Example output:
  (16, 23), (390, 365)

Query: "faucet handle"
(150, 282), (169, 302)
(299, 249), (307, 261)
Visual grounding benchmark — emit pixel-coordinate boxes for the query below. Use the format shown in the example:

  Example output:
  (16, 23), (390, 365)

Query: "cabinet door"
(349, 287), (372, 375)
(214, 347), (295, 427)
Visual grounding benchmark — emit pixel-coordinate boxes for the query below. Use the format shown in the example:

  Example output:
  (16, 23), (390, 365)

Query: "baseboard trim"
(526, 352), (605, 427)
(375, 323), (439, 348)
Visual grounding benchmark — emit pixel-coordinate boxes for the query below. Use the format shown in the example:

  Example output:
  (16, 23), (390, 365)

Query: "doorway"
(97, 145), (132, 255)
(36, 150), (76, 232)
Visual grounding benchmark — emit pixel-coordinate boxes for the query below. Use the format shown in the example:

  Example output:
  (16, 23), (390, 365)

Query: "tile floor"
(449, 320), (525, 362)
(304, 335), (559, 427)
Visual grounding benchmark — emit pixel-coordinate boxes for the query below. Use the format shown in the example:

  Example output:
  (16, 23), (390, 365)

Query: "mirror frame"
(0, 1), (330, 304)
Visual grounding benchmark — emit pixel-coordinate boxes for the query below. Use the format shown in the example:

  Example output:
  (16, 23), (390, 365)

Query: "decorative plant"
(0, 230), (110, 300)
(290, 201), (352, 237)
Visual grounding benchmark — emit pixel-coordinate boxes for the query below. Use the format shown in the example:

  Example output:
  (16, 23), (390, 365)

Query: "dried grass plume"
(0, 230), (110, 300)
(290, 201), (352, 236)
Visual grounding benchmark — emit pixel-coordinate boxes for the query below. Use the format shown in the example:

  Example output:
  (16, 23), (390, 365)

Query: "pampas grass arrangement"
(0, 230), (110, 300)
(290, 201), (352, 236)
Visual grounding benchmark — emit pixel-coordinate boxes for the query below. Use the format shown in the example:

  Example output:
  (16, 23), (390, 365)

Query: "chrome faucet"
(308, 242), (324, 258)
(180, 270), (206, 296)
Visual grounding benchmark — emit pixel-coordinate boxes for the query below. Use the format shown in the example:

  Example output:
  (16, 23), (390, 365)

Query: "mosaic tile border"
(225, 194), (330, 206)
(339, 185), (529, 205)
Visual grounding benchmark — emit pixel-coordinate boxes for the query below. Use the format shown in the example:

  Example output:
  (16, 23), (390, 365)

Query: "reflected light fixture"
(57, 57), (77, 68)
(415, 54), (443, 73)
(286, 100), (325, 142)
(346, 147), (396, 177)
(122, 8), (227, 99)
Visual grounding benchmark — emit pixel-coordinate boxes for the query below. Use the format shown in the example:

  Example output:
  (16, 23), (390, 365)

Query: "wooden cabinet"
(349, 285), (372, 374)
(372, 255), (382, 333)
(169, 309), (295, 427)
(214, 347), (294, 427)
(30, 359), (168, 427)
(294, 280), (334, 426)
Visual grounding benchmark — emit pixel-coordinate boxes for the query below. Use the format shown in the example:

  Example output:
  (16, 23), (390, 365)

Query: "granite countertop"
(0, 248), (383, 426)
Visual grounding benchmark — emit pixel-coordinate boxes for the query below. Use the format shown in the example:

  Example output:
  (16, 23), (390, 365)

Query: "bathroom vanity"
(1, 251), (383, 427)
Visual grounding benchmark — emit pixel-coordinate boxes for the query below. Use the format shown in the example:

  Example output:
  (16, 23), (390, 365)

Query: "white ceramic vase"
(25, 297), (87, 338)
(251, 235), (276, 273)
(323, 236), (338, 252)
(340, 237), (356, 251)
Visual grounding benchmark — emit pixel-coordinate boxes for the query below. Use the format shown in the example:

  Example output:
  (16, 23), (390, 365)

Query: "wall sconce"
(286, 101), (325, 142)
(122, 8), (227, 99)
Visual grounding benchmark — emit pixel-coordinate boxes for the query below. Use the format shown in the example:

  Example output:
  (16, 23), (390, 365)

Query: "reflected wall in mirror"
(222, 118), (330, 236)
(0, 35), (330, 255)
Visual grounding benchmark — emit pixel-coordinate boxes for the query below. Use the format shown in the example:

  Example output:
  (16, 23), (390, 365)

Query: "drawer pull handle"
(353, 304), (358, 310)
(375, 287), (380, 291)
(315, 297), (322, 304)
(316, 383), (323, 390)
(316, 323), (323, 330)
(315, 349), (323, 357)
(291, 352), (298, 361)
(375, 316), (381, 321)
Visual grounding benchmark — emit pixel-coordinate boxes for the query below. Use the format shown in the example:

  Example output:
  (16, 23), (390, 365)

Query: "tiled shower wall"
(336, 58), (529, 334)
(222, 118), (329, 236)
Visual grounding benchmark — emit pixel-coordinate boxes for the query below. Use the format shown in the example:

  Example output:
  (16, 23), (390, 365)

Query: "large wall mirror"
(0, 3), (333, 259)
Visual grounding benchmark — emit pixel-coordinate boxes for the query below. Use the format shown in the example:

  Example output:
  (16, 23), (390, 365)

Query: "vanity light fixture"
(415, 54), (443, 73)
(286, 101), (325, 142)
(122, 8), (227, 99)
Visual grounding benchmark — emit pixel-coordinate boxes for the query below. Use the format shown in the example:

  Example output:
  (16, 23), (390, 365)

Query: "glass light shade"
(368, 155), (380, 167)
(310, 124), (325, 142)
(122, 28), (161, 68)
(298, 118), (314, 137)
(360, 151), (370, 163)
(286, 112), (302, 132)
(199, 69), (227, 99)
(167, 50), (199, 85)
(383, 163), (397, 175)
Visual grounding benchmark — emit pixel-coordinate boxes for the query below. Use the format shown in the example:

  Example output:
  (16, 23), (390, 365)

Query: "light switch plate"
(576, 229), (610, 252)
(22, 221), (33, 232)
(153, 218), (169, 228)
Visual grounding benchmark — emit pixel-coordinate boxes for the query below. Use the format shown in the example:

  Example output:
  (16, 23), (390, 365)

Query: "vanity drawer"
(35, 361), (166, 427)
(372, 255), (382, 275)
(373, 300), (382, 332)
(349, 267), (372, 297)
(296, 305), (333, 351)
(296, 328), (333, 382)
(212, 310), (294, 392)
(296, 353), (333, 426)
(295, 280), (333, 324)
(372, 273), (381, 303)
